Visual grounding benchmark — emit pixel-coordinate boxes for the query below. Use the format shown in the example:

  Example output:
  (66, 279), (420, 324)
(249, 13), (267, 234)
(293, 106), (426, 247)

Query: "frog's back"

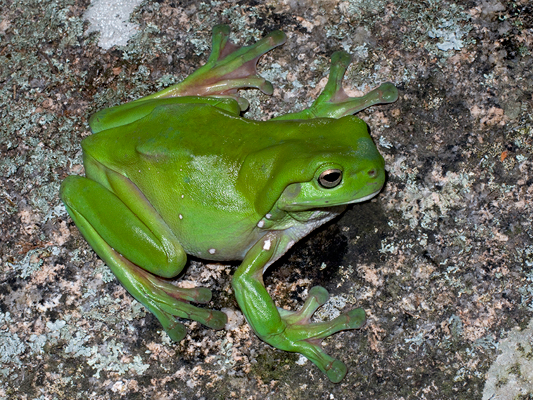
(83, 103), (257, 168)
(83, 102), (369, 169)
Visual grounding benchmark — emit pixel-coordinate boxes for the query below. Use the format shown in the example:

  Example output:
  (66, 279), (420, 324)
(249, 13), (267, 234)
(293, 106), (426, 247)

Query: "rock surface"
(1, 0), (532, 399)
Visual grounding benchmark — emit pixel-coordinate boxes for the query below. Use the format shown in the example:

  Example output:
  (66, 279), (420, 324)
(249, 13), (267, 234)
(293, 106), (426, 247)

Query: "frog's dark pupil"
(325, 172), (340, 182)
(318, 169), (342, 188)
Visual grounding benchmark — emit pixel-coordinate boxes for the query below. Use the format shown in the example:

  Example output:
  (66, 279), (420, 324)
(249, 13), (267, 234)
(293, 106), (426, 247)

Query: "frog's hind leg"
(146, 25), (287, 110)
(61, 176), (227, 342)
(90, 241), (224, 342)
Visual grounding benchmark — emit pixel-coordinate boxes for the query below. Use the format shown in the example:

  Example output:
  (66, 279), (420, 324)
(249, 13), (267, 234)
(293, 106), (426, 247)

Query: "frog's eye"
(318, 169), (343, 188)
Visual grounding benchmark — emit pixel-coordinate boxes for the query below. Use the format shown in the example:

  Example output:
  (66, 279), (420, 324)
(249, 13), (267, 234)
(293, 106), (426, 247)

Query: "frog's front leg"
(61, 174), (227, 342)
(232, 233), (365, 383)
(272, 51), (398, 121)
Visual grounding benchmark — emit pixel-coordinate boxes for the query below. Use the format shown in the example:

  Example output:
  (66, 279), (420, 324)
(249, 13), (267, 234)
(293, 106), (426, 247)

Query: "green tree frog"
(61, 25), (398, 382)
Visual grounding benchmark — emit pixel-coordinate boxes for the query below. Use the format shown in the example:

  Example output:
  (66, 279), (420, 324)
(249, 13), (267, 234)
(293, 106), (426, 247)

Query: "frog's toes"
(298, 286), (328, 318)
(164, 321), (188, 342)
(154, 297), (227, 340)
(278, 285), (328, 325)
(326, 359), (348, 384)
(308, 285), (329, 305)
(374, 81), (399, 103)
(276, 288), (365, 382)
(334, 307), (366, 330)
(160, 24), (287, 102)
(280, 285), (365, 337)
(204, 309), (228, 330)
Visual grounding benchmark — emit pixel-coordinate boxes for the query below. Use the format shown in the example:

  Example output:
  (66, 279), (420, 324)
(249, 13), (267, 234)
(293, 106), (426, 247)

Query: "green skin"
(61, 25), (398, 383)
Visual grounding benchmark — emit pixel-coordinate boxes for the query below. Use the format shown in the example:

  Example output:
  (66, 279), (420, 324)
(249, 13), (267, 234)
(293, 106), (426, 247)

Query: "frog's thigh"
(61, 175), (187, 278)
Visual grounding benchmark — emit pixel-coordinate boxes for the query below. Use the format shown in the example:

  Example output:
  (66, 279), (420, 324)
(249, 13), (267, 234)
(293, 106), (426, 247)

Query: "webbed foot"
(128, 260), (228, 341)
(233, 234), (366, 382)
(148, 25), (287, 110)
(61, 176), (227, 342)
(276, 286), (365, 382)
(273, 51), (398, 120)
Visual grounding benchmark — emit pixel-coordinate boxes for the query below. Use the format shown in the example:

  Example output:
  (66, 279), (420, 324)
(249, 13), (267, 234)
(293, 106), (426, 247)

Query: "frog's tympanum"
(61, 25), (398, 382)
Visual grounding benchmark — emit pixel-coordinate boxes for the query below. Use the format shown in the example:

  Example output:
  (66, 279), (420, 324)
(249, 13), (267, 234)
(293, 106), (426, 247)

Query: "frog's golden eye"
(318, 169), (343, 188)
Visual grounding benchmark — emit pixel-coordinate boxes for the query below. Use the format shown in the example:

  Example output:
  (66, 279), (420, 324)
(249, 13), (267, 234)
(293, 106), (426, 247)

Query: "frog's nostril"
(368, 169), (377, 178)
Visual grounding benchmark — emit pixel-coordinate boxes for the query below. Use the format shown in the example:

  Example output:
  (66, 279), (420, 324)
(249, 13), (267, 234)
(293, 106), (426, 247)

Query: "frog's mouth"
(315, 187), (383, 208)
(343, 189), (382, 204)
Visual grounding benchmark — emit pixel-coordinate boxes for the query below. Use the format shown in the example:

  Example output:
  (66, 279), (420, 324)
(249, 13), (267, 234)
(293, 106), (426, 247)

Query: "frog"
(60, 25), (398, 382)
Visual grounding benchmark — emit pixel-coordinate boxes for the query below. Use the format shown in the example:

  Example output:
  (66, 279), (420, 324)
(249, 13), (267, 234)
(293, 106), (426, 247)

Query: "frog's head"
(243, 116), (386, 215)
(276, 132), (385, 212)
(276, 154), (384, 212)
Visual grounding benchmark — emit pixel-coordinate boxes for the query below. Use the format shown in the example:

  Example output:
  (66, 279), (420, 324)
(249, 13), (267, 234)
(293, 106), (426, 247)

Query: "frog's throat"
(261, 207), (344, 274)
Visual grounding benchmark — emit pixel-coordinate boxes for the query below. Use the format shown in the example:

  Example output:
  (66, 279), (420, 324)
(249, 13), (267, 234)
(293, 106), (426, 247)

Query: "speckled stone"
(1, 0), (532, 399)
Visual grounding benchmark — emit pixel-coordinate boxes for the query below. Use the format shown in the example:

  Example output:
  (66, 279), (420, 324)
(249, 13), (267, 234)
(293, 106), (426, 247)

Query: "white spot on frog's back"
(263, 238), (271, 251)
(179, 214), (183, 220)
(257, 220), (265, 228)
(209, 248), (216, 254)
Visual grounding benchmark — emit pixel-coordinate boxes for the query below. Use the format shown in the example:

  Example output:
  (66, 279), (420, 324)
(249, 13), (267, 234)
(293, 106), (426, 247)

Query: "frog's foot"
(61, 176), (228, 342)
(275, 286), (365, 383)
(148, 24), (287, 110)
(273, 51), (398, 120)
(96, 248), (227, 342)
(233, 234), (365, 382)
(127, 259), (228, 341)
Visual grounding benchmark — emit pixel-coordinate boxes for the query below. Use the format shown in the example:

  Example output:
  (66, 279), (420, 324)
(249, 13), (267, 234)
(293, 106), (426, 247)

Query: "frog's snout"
(367, 168), (378, 178)
(363, 164), (386, 190)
